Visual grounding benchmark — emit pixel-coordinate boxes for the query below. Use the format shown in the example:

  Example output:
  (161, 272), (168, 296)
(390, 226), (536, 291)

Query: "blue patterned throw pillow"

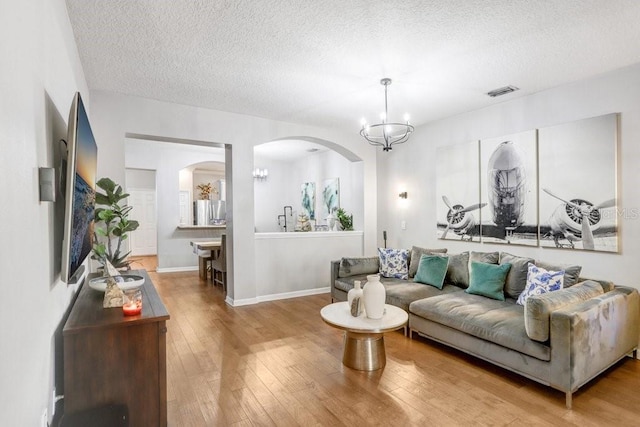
(516, 263), (564, 305)
(378, 248), (409, 280)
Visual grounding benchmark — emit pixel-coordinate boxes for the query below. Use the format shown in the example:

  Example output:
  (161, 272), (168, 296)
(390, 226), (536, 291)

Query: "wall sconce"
(253, 168), (268, 181)
(398, 191), (408, 199)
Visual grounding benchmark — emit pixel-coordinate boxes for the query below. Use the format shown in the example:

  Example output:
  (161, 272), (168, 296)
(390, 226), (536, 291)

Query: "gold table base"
(342, 331), (386, 371)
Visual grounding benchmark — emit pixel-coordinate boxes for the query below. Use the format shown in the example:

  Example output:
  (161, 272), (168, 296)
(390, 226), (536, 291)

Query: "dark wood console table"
(63, 270), (170, 426)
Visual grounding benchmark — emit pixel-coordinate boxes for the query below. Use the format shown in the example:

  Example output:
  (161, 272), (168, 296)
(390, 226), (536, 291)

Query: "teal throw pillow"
(414, 254), (449, 289)
(465, 261), (512, 301)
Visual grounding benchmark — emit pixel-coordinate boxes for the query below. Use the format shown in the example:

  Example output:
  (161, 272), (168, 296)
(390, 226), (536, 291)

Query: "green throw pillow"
(465, 261), (512, 301)
(414, 254), (449, 289)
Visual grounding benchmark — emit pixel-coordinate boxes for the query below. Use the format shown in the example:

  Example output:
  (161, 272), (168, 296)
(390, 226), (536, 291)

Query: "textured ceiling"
(66, 0), (640, 134)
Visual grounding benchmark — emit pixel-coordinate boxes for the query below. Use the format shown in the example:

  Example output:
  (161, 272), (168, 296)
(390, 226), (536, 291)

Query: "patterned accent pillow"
(516, 263), (564, 306)
(378, 248), (409, 280)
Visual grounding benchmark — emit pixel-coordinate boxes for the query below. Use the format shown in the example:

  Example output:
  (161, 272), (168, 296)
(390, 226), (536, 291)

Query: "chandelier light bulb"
(403, 113), (410, 122)
(360, 117), (367, 127)
(380, 112), (386, 122)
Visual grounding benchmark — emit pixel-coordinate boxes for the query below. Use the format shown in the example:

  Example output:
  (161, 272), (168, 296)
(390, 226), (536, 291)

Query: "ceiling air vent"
(487, 85), (519, 97)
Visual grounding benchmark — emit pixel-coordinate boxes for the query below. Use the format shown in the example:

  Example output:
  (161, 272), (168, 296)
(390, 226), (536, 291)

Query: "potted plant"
(91, 177), (140, 270)
(336, 208), (354, 231)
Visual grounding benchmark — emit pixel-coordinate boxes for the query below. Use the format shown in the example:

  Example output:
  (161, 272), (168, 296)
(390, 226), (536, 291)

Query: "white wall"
(378, 63), (640, 290)
(0, 1), (90, 425)
(126, 168), (156, 190)
(124, 139), (226, 269)
(254, 150), (364, 232)
(91, 91), (378, 304)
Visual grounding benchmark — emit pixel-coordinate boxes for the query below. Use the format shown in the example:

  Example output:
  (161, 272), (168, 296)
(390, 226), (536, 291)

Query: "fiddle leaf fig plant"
(91, 177), (140, 269)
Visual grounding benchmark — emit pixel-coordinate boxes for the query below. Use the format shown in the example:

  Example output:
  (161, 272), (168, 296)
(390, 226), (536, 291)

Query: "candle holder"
(122, 288), (142, 316)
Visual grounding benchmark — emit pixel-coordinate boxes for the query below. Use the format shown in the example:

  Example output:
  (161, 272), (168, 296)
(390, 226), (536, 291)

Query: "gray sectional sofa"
(331, 248), (639, 408)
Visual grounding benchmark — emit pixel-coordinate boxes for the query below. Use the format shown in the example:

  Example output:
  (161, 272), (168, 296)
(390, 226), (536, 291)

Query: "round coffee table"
(320, 302), (408, 371)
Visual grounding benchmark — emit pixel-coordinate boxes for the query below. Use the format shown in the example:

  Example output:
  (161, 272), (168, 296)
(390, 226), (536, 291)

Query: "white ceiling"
(254, 139), (328, 162)
(66, 0), (640, 135)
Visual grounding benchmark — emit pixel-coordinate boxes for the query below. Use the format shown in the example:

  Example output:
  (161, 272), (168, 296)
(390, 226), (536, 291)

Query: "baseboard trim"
(227, 287), (330, 307)
(155, 266), (199, 273)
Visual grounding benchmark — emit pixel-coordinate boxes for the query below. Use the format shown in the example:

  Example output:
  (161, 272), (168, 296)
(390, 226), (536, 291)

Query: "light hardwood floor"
(148, 269), (640, 426)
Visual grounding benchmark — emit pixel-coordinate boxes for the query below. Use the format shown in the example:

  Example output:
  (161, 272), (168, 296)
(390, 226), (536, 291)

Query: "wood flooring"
(150, 269), (640, 426)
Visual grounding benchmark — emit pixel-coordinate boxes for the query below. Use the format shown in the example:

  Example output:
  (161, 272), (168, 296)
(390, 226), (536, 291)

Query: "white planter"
(363, 274), (385, 319)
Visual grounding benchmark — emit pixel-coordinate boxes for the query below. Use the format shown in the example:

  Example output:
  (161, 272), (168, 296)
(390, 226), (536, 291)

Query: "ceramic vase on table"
(363, 274), (385, 319)
(347, 280), (363, 316)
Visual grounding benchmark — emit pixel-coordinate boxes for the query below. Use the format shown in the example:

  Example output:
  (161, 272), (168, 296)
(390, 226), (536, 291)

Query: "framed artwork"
(321, 178), (340, 220)
(479, 130), (538, 246)
(538, 114), (618, 252)
(301, 182), (316, 220)
(436, 141), (482, 242)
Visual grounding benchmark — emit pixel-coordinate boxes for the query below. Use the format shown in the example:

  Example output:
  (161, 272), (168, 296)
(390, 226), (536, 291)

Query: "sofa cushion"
(466, 261), (511, 301)
(409, 292), (551, 361)
(535, 260), (581, 287)
(414, 255), (449, 289)
(499, 252), (535, 299)
(445, 251), (470, 288)
(408, 246), (448, 278)
(516, 263), (564, 306)
(378, 248), (409, 279)
(524, 280), (604, 342)
(386, 282), (462, 312)
(334, 275), (369, 293)
(469, 251), (499, 265)
(338, 256), (379, 278)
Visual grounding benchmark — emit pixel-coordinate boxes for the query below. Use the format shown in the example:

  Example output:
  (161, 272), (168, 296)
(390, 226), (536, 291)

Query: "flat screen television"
(60, 92), (98, 284)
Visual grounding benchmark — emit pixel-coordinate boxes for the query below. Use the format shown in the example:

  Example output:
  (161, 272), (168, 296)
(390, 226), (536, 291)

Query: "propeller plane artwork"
(440, 195), (486, 240)
(541, 189), (616, 250)
(437, 140), (617, 250)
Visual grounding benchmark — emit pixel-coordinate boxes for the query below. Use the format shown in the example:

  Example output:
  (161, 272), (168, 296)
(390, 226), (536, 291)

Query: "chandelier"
(360, 78), (414, 152)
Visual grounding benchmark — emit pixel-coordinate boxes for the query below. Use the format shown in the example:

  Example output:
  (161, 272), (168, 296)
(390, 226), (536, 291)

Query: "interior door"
(128, 189), (158, 256)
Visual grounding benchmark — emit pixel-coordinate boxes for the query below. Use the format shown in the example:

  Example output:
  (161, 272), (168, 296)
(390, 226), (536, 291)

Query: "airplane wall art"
(435, 113), (618, 252)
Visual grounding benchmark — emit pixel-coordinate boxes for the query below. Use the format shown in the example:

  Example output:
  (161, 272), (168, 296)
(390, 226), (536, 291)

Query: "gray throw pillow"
(445, 251), (470, 288)
(409, 246), (448, 278)
(535, 260), (582, 287)
(469, 251), (499, 265)
(338, 256), (379, 278)
(499, 252), (535, 299)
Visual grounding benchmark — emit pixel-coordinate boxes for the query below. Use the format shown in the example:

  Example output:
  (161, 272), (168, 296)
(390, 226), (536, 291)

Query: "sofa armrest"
(549, 287), (639, 395)
(331, 260), (341, 301)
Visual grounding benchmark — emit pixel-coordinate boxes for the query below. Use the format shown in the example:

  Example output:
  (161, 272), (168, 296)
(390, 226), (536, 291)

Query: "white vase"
(347, 280), (364, 316)
(363, 274), (386, 319)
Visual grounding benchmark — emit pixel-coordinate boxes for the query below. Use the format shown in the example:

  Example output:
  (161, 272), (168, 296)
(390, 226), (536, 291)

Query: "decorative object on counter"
(295, 213), (312, 231)
(348, 280), (364, 316)
(196, 182), (213, 200)
(336, 207), (354, 231)
(363, 274), (386, 319)
(301, 182), (316, 220)
(89, 274), (145, 292)
(360, 78), (414, 152)
(326, 212), (340, 231)
(91, 177), (140, 270)
(122, 288), (143, 316)
(102, 260), (124, 308)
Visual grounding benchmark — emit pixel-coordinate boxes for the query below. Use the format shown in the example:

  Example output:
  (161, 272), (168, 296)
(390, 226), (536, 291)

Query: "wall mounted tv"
(61, 92), (98, 284)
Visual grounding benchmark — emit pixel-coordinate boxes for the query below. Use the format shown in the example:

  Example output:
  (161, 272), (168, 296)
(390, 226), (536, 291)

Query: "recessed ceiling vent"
(487, 85), (519, 97)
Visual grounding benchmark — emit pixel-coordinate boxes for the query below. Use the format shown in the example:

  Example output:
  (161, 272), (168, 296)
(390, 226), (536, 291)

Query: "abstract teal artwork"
(322, 178), (340, 220)
(301, 182), (316, 220)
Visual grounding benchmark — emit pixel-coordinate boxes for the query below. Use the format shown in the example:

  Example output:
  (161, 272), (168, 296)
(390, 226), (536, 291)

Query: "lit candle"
(122, 301), (141, 316)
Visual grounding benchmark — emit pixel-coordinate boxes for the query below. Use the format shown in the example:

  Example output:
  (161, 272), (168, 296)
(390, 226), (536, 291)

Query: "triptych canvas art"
(436, 113), (618, 252)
